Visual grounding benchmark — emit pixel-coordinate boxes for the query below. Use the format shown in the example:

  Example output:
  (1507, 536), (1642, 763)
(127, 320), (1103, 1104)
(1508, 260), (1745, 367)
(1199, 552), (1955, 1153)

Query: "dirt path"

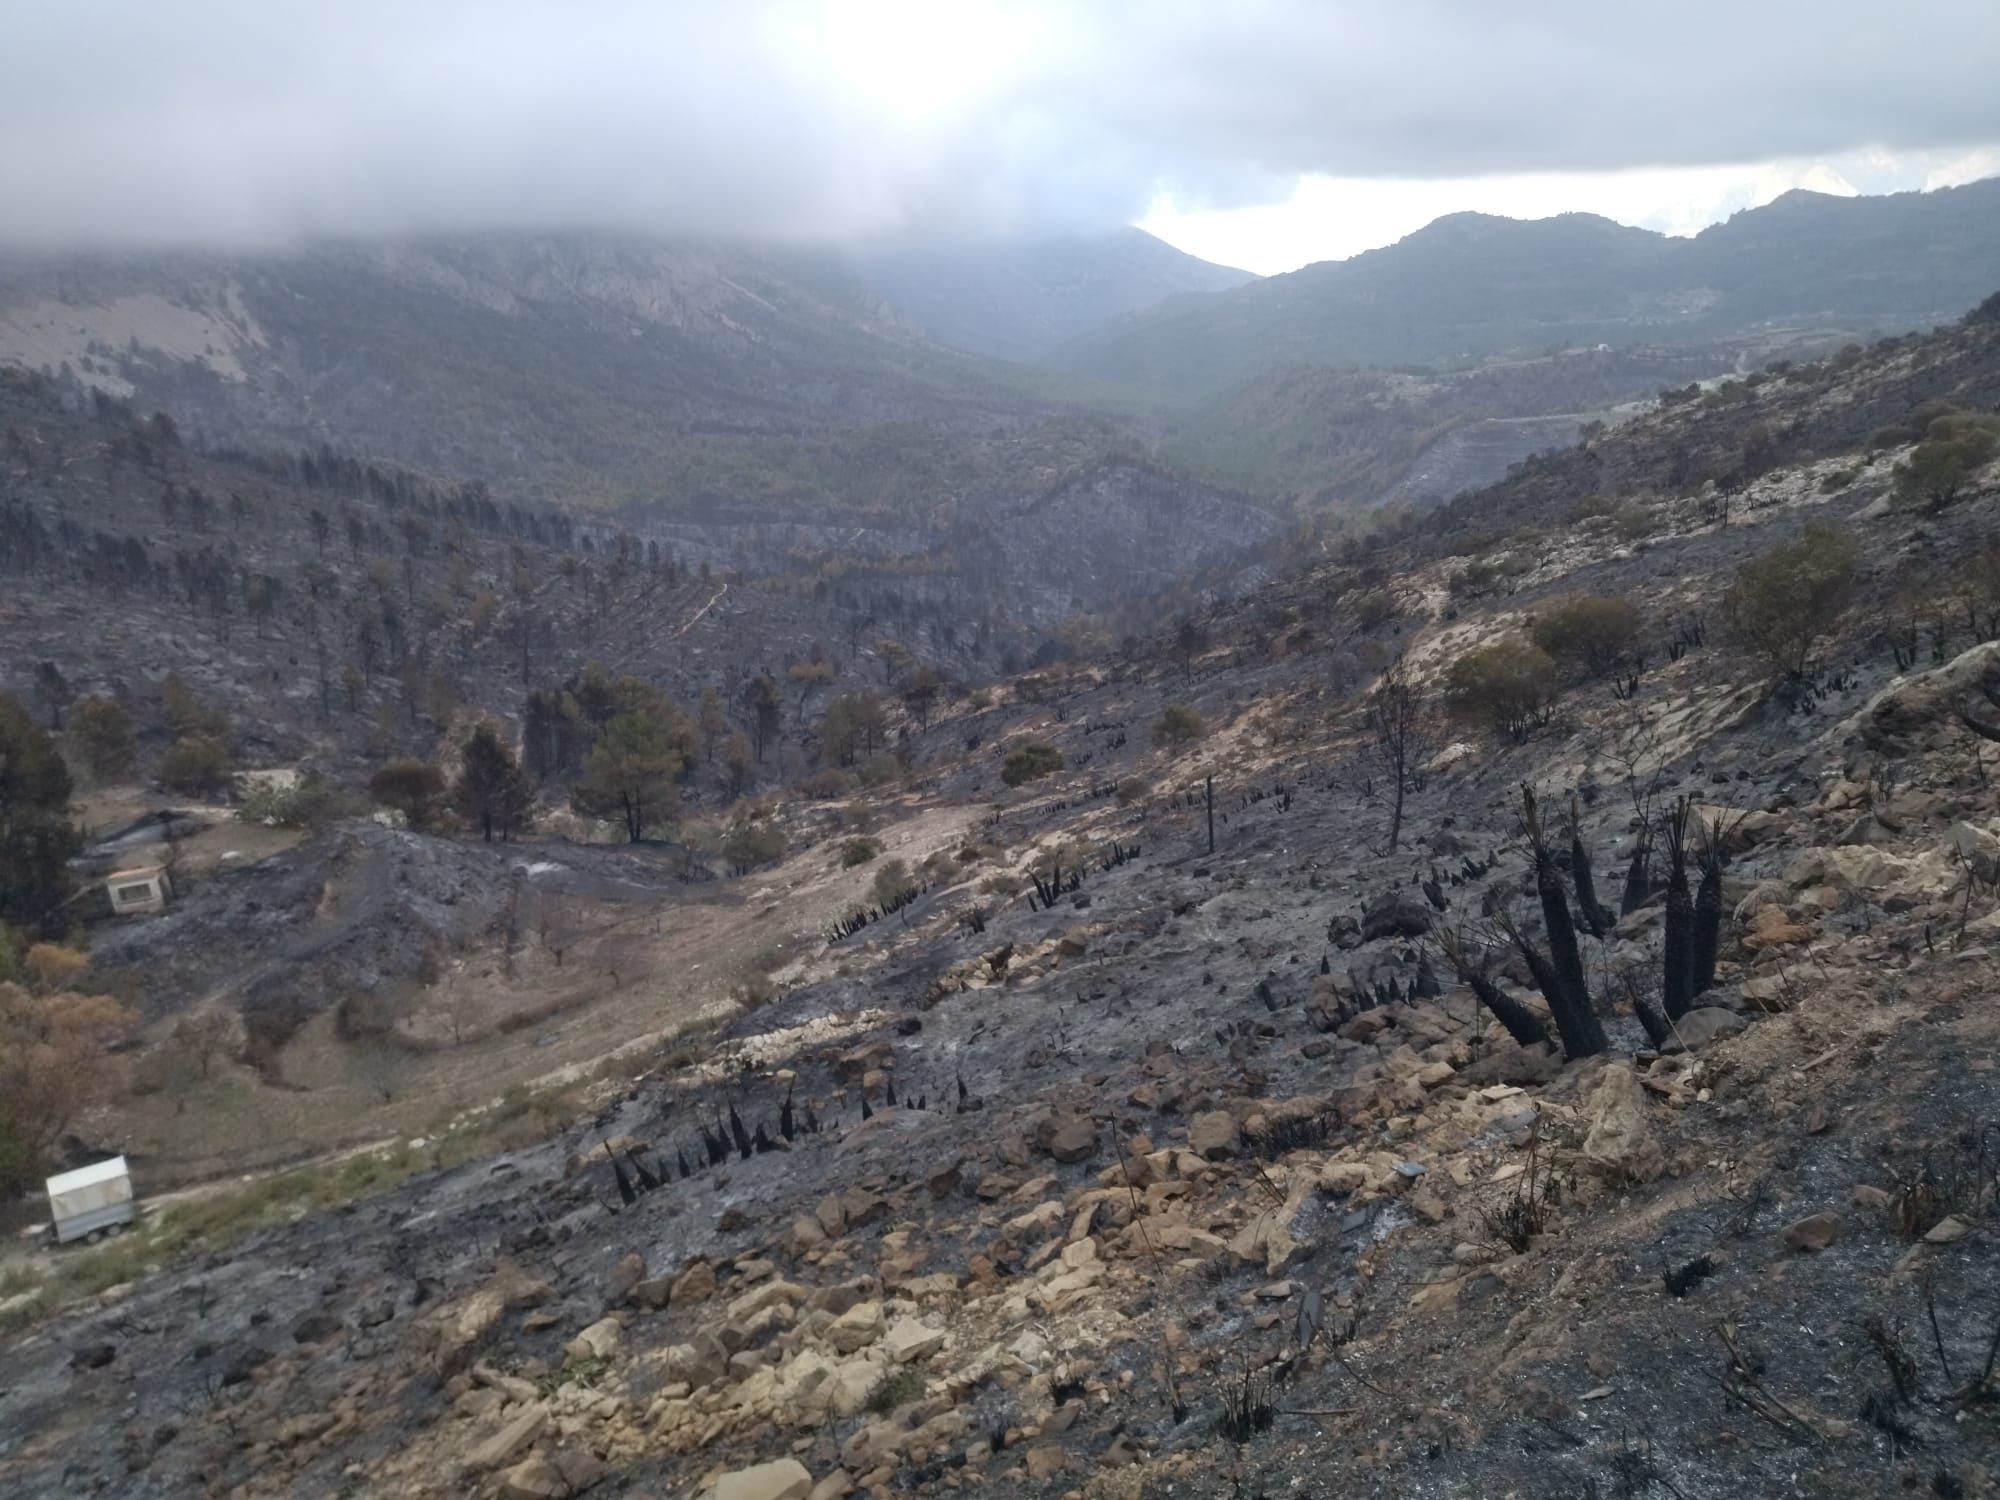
(672, 581), (728, 638)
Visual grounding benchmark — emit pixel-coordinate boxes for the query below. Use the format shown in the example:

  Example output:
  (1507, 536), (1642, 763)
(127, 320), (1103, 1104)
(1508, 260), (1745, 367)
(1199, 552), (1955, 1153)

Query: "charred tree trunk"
(1662, 800), (1697, 1022)
(1520, 787), (1607, 1059)
(1569, 797), (1609, 939)
(1620, 830), (1652, 915)
(1467, 973), (1551, 1049)
(1693, 825), (1725, 997)
(1632, 987), (1674, 1049)
(1510, 931), (1568, 1019)
(1438, 929), (1551, 1050)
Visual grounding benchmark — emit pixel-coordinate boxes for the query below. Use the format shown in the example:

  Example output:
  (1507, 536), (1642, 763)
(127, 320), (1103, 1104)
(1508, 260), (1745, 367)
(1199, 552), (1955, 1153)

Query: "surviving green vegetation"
(1893, 407), (1999, 512)
(1721, 522), (1862, 679)
(1001, 738), (1065, 786)
(1528, 595), (1642, 679)
(1445, 638), (1560, 740)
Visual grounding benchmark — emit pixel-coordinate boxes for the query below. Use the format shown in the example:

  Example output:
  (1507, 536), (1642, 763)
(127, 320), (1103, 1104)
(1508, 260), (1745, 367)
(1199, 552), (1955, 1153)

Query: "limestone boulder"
(1045, 1118), (1098, 1164)
(1580, 1063), (1662, 1184)
(825, 1300), (885, 1354)
(411, 1258), (553, 1376)
(563, 1316), (621, 1364)
(1187, 1110), (1241, 1161)
(710, 1457), (813, 1500)
(463, 1403), (549, 1474)
(883, 1317), (946, 1364)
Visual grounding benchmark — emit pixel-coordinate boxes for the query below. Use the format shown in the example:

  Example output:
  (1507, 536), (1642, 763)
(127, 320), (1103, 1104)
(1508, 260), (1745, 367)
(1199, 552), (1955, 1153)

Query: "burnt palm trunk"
(1620, 829), (1652, 915)
(1632, 988), (1673, 1049)
(1509, 929), (1571, 1030)
(1467, 973), (1551, 1049)
(1439, 928), (1551, 1049)
(1662, 800), (1697, 1021)
(1693, 828), (1725, 996)
(1524, 787), (1606, 1058)
(1569, 797), (1609, 938)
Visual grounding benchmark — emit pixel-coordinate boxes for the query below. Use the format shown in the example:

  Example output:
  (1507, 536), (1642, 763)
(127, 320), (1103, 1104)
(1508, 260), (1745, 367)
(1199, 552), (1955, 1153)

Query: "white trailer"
(46, 1157), (136, 1245)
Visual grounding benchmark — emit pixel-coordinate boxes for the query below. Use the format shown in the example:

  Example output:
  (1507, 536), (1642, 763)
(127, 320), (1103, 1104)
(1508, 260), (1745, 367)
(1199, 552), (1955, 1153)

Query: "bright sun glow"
(791, 0), (1047, 126)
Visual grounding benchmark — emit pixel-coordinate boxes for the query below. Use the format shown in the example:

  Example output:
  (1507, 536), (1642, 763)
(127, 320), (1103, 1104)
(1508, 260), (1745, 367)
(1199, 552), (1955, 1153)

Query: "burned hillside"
(2, 301), (1999, 1500)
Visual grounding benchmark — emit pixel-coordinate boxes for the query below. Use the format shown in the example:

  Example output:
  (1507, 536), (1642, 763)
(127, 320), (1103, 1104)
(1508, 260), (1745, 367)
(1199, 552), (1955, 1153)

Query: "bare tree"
(1173, 617), (1205, 685)
(169, 1010), (233, 1083)
(1364, 656), (1434, 853)
(528, 887), (585, 969)
(336, 987), (417, 1104)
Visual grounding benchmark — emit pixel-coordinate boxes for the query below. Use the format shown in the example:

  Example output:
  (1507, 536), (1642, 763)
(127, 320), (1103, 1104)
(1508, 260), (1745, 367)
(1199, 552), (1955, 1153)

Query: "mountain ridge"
(1048, 177), (2000, 397)
(0, 232), (1067, 512)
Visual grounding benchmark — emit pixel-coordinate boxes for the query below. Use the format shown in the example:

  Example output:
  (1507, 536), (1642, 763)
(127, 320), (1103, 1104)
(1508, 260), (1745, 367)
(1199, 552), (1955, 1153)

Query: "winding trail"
(671, 581), (728, 638)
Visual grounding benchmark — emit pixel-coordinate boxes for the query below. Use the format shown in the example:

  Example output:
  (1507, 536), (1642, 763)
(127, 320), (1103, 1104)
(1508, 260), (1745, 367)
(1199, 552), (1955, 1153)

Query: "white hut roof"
(46, 1156), (129, 1196)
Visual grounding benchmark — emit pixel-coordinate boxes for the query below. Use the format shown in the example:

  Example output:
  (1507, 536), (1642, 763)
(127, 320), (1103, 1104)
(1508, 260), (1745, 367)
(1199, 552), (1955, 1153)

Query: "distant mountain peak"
(1049, 178), (2000, 397)
(1406, 208), (1650, 242)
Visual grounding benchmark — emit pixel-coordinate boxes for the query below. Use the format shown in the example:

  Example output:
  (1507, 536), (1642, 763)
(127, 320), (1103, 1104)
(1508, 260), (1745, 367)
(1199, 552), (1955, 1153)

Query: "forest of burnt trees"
(0, 368), (1007, 825)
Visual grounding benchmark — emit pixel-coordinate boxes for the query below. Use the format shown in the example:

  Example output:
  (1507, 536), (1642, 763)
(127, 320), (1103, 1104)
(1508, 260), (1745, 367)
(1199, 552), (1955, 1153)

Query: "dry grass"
(74, 784), (307, 882)
(2, 1079), (581, 1335)
(97, 804), (975, 1180)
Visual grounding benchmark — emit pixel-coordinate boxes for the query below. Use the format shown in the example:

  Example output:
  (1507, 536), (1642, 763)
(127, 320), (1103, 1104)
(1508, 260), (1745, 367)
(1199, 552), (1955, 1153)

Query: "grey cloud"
(1, 0), (1996, 248)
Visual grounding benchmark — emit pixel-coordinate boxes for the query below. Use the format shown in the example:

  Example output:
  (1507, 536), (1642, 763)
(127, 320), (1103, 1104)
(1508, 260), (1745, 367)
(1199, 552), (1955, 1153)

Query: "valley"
(0, 255), (1997, 1499)
(1, 113), (1999, 1500)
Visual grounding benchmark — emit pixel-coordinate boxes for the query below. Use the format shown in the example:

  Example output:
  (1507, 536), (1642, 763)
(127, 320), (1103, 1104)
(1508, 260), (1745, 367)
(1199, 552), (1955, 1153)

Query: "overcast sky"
(4, 1), (1998, 271)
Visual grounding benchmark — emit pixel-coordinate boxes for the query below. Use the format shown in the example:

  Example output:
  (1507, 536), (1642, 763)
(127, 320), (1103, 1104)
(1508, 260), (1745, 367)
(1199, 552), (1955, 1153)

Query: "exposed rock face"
(1852, 640), (2000, 752)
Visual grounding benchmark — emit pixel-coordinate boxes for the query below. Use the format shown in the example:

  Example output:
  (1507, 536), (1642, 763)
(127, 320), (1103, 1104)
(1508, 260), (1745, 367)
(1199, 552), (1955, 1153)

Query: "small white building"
(46, 1157), (136, 1245)
(107, 866), (172, 916)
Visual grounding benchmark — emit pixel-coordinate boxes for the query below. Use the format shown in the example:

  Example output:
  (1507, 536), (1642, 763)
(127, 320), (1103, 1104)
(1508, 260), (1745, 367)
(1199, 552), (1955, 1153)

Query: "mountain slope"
(9, 291), (2000, 1500)
(0, 232), (1075, 511)
(1050, 178), (2000, 399)
(1160, 341), (1763, 507)
(846, 228), (1254, 361)
(1425, 288), (2000, 548)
